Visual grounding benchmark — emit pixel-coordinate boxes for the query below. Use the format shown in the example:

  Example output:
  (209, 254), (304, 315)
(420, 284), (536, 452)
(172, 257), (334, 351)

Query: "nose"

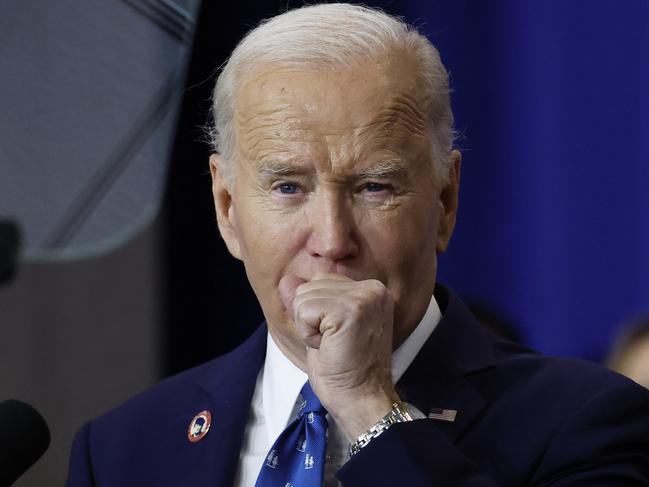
(305, 190), (359, 261)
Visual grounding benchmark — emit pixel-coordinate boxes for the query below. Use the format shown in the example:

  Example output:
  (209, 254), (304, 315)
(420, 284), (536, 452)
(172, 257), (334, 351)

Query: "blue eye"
(365, 182), (385, 192)
(278, 183), (299, 194)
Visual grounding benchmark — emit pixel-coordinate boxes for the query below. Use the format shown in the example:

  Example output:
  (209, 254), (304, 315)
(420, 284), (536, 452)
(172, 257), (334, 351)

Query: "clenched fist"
(279, 272), (401, 441)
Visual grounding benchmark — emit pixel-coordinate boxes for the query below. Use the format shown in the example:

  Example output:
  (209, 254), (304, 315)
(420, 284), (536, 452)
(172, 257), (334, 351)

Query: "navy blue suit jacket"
(67, 286), (649, 485)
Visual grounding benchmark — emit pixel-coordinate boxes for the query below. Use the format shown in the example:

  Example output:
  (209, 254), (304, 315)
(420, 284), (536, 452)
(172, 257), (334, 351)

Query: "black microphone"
(0, 400), (50, 486)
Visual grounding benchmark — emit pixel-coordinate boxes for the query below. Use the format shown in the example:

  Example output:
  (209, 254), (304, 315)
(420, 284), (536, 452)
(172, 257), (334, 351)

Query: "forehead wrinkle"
(357, 93), (429, 140)
(235, 105), (296, 142)
(343, 131), (408, 172)
(235, 106), (317, 161)
(234, 66), (431, 177)
(323, 136), (410, 180)
(240, 129), (314, 161)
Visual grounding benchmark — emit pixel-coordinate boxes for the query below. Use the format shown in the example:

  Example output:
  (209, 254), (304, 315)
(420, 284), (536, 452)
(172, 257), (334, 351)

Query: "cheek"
(234, 200), (304, 281)
(238, 214), (312, 332)
(358, 199), (440, 301)
(364, 200), (439, 261)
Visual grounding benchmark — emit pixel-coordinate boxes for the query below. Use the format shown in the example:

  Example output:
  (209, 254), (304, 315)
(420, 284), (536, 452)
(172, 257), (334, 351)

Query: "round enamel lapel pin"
(187, 410), (212, 443)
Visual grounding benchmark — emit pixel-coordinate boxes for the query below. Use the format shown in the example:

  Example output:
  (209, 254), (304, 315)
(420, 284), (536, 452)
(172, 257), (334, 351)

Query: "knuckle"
(367, 278), (387, 295)
(346, 303), (364, 322)
(360, 279), (389, 303)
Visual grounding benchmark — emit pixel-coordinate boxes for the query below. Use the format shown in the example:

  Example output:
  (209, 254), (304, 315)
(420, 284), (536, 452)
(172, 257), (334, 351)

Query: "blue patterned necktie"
(255, 381), (328, 487)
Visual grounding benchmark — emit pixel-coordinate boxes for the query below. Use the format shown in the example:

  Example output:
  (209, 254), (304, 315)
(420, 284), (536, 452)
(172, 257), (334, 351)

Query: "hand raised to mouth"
(279, 272), (401, 441)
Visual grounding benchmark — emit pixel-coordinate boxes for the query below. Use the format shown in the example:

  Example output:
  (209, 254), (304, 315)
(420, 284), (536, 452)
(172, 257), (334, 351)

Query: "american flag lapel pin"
(428, 408), (458, 422)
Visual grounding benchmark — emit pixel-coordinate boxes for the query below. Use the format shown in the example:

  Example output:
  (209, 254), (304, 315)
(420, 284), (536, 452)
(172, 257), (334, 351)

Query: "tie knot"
(299, 382), (327, 416)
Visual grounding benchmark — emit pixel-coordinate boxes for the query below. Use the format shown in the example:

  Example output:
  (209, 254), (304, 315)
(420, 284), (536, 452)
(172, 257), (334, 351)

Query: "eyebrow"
(255, 158), (410, 180)
(357, 160), (409, 179)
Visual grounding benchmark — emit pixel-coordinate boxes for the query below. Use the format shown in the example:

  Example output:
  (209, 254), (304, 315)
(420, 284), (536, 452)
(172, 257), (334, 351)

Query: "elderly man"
(67, 4), (649, 486)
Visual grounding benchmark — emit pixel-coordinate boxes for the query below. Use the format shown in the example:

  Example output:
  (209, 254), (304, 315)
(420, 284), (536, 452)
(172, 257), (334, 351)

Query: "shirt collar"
(391, 292), (441, 383)
(261, 292), (442, 442)
(262, 333), (308, 443)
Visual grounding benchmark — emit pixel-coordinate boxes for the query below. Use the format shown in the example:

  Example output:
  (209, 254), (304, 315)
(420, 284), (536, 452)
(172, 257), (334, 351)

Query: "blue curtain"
(400, 0), (649, 360)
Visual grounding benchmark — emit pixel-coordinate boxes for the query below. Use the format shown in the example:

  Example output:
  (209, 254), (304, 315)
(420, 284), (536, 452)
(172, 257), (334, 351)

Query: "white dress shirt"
(234, 294), (442, 487)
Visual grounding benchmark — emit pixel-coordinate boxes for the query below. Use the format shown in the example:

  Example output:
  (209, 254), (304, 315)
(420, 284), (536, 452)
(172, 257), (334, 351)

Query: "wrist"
(327, 386), (400, 442)
(348, 401), (414, 456)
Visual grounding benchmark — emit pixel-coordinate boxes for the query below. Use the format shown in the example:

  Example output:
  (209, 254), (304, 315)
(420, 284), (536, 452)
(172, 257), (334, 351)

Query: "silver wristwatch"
(348, 401), (414, 456)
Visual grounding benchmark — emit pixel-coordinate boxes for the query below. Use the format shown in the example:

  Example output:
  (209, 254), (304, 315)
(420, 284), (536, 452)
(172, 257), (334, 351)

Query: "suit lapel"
(397, 285), (496, 444)
(178, 325), (267, 486)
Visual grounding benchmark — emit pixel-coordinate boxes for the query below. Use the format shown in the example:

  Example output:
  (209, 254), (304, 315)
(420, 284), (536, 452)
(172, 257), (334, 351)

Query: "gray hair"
(210, 3), (454, 186)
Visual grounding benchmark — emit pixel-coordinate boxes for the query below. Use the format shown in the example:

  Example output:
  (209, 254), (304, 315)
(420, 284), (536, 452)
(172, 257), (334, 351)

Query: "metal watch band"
(348, 401), (413, 456)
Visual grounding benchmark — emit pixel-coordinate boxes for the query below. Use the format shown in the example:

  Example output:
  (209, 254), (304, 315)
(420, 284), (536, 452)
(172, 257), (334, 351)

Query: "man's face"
(211, 54), (460, 365)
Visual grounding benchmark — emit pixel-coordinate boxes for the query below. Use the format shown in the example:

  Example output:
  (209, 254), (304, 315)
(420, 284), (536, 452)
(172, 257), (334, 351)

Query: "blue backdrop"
(397, 0), (649, 361)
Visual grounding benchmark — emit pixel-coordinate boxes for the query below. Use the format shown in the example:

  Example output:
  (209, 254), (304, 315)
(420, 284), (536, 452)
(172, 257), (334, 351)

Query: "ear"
(209, 154), (242, 260)
(436, 149), (461, 253)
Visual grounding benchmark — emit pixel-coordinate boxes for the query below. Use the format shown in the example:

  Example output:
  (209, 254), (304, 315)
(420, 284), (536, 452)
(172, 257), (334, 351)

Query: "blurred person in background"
(607, 318), (649, 389)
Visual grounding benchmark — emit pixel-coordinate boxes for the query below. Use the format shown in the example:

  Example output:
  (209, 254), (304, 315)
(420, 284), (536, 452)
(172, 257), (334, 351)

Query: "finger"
(312, 271), (353, 282)
(278, 274), (306, 316)
(296, 274), (355, 296)
(293, 285), (351, 306)
(293, 303), (324, 349)
(294, 298), (344, 349)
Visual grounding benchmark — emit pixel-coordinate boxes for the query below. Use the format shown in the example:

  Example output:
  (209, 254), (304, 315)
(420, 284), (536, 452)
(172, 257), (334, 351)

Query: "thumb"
(278, 274), (306, 316)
